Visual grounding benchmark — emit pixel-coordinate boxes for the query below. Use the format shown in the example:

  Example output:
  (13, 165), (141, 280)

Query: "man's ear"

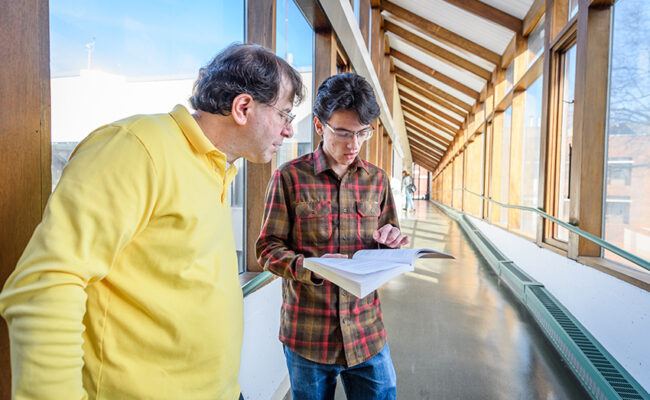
(231, 93), (254, 126)
(313, 116), (323, 136)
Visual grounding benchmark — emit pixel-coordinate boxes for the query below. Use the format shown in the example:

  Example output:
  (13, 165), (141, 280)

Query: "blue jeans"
(283, 344), (397, 400)
(405, 192), (415, 210)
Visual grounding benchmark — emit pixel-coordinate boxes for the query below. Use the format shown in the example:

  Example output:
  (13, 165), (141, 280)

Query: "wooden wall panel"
(0, 1), (51, 397)
(246, 0), (276, 271)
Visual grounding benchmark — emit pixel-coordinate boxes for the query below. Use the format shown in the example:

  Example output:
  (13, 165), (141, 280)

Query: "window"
(569, 0), (579, 19)
(500, 106), (513, 227)
(49, 0), (246, 269)
(527, 15), (545, 67)
(504, 62), (515, 93)
(603, 0), (650, 269)
(275, 0), (315, 166)
(520, 76), (544, 238)
(550, 43), (577, 243)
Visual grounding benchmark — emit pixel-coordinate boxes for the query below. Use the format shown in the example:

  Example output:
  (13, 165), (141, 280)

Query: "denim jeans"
(283, 344), (397, 400)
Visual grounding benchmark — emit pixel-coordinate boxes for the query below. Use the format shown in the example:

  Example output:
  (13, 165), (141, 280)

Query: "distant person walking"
(402, 170), (416, 214)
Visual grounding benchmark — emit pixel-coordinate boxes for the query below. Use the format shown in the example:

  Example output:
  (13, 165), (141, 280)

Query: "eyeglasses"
(324, 123), (374, 141)
(268, 104), (296, 127)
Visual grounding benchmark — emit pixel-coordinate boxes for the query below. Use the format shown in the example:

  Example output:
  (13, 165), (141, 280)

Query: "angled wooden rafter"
(396, 70), (472, 113)
(441, 0), (522, 33)
(390, 49), (479, 99)
(397, 80), (469, 118)
(410, 143), (442, 166)
(405, 119), (453, 148)
(400, 90), (463, 127)
(410, 152), (439, 170)
(409, 143), (442, 165)
(381, 1), (501, 65)
(402, 104), (459, 137)
(406, 128), (448, 153)
(384, 20), (492, 81)
(407, 132), (445, 156)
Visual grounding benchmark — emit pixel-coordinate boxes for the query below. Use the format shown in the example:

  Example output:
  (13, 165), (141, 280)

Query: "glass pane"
(50, 0), (246, 268)
(521, 76), (544, 238)
(505, 62), (514, 93)
(527, 15), (545, 67)
(569, 0), (579, 19)
(275, 0), (314, 166)
(604, 0), (650, 270)
(556, 45), (576, 241)
(500, 106), (513, 227)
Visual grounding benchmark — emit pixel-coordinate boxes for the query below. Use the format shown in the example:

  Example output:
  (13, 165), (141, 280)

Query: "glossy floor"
(289, 200), (588, 399)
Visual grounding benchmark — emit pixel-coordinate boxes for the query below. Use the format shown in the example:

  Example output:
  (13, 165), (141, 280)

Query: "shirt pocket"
(294, 200), (333, 244)
(356, 200), (381, 243)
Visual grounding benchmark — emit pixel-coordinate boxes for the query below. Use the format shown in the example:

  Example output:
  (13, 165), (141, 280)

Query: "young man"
(257, 72), (408, 400)
(0, 43), (304, 400)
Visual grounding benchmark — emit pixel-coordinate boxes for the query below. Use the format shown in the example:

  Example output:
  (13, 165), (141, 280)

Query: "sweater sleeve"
(0, 125), (157, 399)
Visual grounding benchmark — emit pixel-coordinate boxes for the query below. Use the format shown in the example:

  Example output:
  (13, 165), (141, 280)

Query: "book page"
(306, 257), (407, 275)
(353, 248), (453, 263)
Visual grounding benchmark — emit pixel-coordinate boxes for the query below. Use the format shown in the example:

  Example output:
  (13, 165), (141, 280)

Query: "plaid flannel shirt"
(256, 144), (399, 366)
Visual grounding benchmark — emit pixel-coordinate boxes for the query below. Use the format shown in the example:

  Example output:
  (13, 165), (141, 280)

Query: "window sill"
(577, 256), (650, 292)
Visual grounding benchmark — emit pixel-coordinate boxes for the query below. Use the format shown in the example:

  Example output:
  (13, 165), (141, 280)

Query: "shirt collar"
(169, 104), (233, 173)
(312, 142), (369, 176)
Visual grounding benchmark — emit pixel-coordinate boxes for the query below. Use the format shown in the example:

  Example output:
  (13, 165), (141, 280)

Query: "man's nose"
(348, 134), (361, 148)
(283, 123), (294, 138)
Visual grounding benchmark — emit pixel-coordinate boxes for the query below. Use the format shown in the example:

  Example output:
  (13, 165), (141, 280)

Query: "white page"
(307, 258), (406, 275)
(353, 248), (432, 264)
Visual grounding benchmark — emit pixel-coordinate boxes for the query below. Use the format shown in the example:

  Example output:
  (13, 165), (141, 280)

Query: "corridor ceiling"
(378, 0), (539, 171)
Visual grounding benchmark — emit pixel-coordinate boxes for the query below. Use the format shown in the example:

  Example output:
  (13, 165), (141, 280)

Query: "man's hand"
(311, 253), (348, 280)
(372, 224), (409, 248)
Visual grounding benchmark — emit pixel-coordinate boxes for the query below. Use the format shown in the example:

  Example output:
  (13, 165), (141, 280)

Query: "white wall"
(240, 278), (289, 400)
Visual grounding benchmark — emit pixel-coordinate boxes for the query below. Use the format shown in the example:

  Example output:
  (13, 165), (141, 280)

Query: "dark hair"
(313, 72), (380, 125)
(190, 43), (305, 115)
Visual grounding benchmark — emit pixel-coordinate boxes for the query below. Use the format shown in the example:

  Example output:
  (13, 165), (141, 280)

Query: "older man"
(257, 72), (408, 400)
(0, 43), (304, 400)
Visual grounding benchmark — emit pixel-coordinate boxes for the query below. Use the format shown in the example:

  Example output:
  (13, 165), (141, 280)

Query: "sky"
(50, 0), (313, 78)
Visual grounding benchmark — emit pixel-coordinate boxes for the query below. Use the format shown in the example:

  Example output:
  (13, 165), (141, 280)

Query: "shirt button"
(342, 319), (349, 325)
(342, 290), (347, 296)
(342, 235), (347, 240)
(343, 208), (348, 213)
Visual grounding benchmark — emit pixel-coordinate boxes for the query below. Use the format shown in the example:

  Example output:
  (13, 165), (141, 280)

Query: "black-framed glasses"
(268, 104), (296, 127)
(324, 123), (374, 141)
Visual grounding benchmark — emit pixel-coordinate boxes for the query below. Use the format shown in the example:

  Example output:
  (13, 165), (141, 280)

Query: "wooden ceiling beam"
(410, 144), (442, 165)
(396, 70), (472, 112)
(406, 126), (449, 152)
(384, 20), (492, 81)
(441, 0), (522, 33)
(402, 104), (459, 136)
(397, 81), (469, 118)
(410, 152), (439, 170)
(407, 132), (445, 156)
(409, 144), (442, 163)
(400, 90), (463, 127)
(390, 49), (479, 99)
(409, 140), (442, 162)
(381, 1), (501, 65)
(404, 119), (453, 148)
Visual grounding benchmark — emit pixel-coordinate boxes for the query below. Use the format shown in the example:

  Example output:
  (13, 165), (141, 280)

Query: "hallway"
(375, 200), (588, 399)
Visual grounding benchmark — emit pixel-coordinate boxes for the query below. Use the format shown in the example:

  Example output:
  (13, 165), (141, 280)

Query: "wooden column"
(568, 1), (612, 258)
(368, 6), (382, 166)
(508, 34), (528, 230)
(245, 0), (276, 271)
(313, 28), (337, 147)
(0, 1), (51, 397)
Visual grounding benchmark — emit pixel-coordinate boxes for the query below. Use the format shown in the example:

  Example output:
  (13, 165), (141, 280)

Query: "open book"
(304, 248), (454, 298)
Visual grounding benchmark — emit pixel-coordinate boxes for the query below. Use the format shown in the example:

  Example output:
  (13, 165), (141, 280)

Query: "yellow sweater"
(0, 105), (243, 399)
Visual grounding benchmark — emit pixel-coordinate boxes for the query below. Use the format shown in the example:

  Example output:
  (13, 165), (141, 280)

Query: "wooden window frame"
(543, 21), (577, 251)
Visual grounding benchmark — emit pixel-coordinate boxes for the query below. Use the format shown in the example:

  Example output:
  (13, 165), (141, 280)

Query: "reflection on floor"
(294, 200), (588, 399)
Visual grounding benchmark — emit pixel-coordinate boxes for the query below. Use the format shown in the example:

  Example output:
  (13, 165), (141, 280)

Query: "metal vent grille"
(529, 286), (645, 400)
